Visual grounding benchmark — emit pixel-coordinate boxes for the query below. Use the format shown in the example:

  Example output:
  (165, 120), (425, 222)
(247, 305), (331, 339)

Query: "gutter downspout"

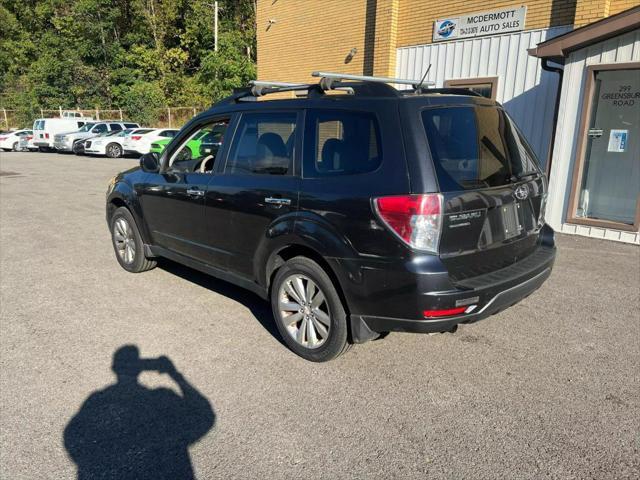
(541, 58), (564, 179)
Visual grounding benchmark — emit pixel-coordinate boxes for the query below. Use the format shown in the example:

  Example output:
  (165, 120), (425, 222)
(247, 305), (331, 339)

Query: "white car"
(84, 128), (151, 158)
(54, 121), (140, 153)
(0, 130), (33, 151)
(123, 128), (178, 155)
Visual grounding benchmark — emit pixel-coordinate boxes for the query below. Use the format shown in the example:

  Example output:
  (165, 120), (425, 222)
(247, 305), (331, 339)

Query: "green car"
(149, 125), (225, 158)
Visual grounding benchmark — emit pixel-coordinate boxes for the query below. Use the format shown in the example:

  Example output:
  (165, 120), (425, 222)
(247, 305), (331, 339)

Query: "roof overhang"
(528, 6), (640, 63)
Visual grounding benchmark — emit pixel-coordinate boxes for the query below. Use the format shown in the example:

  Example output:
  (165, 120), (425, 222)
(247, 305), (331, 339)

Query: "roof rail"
(311, 71), (435, 90)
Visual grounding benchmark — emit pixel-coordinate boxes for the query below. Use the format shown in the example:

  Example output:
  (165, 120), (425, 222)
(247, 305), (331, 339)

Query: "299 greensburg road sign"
(433, 6), (527, 42)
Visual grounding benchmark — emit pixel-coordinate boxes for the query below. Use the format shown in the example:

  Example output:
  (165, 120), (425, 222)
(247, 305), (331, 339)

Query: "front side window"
(304, 110), (381, 177)
(422, 106), (540, 191)
(160, 130), (177, 138)
(78, 123), (95, 132)
(92, 124), (108, 134)
(168, 120), (230, 174)
(225, 112), (297, 176)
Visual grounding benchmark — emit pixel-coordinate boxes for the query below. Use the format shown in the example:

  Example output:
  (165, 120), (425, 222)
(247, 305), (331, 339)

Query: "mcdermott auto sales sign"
(433, 6), (527, 42)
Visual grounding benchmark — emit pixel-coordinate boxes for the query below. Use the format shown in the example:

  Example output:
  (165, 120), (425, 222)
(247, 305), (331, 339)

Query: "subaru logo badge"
(514, 184), (529, 200)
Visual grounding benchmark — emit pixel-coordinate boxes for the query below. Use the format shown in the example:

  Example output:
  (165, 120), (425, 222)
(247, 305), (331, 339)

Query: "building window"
(567, 63), (640, 232)
(444, 77), (498, 99)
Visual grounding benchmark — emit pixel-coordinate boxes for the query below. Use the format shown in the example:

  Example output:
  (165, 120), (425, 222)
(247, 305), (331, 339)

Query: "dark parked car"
(106, 73), (556, 362)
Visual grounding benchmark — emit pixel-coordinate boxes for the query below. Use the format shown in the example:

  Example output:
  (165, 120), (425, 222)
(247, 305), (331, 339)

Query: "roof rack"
(232, 71), (452, 102)
(311, 71), (434, 90)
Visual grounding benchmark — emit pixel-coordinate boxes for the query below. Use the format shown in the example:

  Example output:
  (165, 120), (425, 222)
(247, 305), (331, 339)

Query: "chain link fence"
(1, 106), (205, 130)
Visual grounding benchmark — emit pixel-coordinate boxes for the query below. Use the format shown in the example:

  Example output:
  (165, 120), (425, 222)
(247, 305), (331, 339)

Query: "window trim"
(443, 77), (498, 100)
(301, 108), (384, 179)
(566, 62), (640, 232)
(222, 110), (300, 177)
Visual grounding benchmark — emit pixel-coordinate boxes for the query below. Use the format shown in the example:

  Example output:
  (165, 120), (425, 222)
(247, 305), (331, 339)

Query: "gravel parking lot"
(1, 151), (639, 479)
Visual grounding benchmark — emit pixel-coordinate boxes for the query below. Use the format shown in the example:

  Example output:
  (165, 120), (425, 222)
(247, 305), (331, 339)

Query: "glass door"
(573, 67), (639, 229)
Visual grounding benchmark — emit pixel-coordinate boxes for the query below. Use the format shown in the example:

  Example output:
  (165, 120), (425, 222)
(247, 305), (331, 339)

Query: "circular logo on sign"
(437, 20), (456, 38)
(514, 184), (529, 200)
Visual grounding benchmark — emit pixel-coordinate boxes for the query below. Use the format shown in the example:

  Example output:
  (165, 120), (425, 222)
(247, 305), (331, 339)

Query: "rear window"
(304, 110), (381, 177)
(422, 106), (540, 191)
(133, 129), (153, 135)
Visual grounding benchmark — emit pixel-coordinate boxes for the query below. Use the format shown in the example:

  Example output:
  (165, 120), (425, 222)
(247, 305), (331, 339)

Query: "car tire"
(38, 147), (49, 153)
(110, 207), (156, 273)
(72, 142), (84, 155)
(271, 256), (351, 362)
(106, 143), (123, 158)
(12, 142), (19, 151)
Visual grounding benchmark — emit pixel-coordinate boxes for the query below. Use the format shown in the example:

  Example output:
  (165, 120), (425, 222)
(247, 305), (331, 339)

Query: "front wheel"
(271, 256), (350, 362)
(106, 143), (123, 158)
(110, 207), (156, 273)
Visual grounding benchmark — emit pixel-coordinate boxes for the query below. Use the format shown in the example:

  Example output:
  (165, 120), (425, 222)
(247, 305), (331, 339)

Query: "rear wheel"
(12, 142), (19, 151)
(106, 143), (123, 158)
(271, 256), (350, 362)
(110, 207), (156, 273)
(38, 147), (50, 153)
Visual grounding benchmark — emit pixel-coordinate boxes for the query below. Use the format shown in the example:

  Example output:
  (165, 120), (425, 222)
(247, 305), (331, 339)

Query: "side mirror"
(140, 152), (160, 173)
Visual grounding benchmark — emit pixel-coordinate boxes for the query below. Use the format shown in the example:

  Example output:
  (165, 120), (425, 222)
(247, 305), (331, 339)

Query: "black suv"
(106, 74), (556, 362)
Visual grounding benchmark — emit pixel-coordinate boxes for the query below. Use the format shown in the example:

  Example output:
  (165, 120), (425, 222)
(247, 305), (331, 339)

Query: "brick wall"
(256, 0), (637, 84)
(257, 0), (371, 83)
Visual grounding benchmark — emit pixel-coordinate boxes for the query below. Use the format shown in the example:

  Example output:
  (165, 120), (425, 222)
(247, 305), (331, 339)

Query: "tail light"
(131, 136), (142, 141)
(45, 133), (50, 139)
(27, 136), (33, 140)
(0, 137), (6, 141)
(374, 194), (443, 253)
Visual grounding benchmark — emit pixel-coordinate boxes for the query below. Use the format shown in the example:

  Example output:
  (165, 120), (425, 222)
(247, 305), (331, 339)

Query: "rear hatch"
(421, 104), (546, 282)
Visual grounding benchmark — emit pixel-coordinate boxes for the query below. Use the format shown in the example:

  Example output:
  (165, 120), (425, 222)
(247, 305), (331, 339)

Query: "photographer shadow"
(64, 345), (215, 480)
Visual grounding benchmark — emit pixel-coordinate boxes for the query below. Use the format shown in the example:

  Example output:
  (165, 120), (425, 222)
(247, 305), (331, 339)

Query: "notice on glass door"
(607, 129), (628, 152)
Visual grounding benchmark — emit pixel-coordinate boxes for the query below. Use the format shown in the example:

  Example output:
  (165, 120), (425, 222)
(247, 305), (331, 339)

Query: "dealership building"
(257, 1), (639, 243)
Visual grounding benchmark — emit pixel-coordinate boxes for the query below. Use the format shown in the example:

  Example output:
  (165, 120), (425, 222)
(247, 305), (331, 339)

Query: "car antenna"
(415, 64), (432, 92)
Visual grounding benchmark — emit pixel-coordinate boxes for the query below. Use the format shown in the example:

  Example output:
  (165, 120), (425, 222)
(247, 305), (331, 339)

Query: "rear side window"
(124, 123), (138, 128)
(304, 110), (381, 177)
(109, 124), (123, 131)
(225, 112), (296, 176)
(422, 106), (540, 191)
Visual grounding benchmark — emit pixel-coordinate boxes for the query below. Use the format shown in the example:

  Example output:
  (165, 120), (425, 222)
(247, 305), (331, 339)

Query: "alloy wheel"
(113, 217), (136, 264)
(278, 274), (331, 349)
(108, 144), (121, 158)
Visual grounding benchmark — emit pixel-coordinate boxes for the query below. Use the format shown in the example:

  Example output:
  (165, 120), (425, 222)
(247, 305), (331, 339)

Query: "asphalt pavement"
(1, 151), (639, 479)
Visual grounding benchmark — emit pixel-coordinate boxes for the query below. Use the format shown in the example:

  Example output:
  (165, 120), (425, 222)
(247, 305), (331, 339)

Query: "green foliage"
(1, 0), (257, 125)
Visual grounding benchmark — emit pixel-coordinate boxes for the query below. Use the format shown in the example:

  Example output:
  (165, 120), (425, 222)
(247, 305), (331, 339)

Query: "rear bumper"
(357, 266), (552, 335)
(343, 226), (556, 340)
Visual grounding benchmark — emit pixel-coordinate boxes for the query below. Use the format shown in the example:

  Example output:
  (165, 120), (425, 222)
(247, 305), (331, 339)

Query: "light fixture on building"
(344, 47), (358, 64)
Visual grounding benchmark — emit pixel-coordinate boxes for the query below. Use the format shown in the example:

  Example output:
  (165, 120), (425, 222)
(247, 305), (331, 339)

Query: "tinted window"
(304, 110), (381, 177)
(133, 129), (153, 135)
(225, 112), (296, 176)
(109, 124), (123, 131)
(124, 123), (138, 128)
(422, 106), (540, 191)
(159, 130), (177, 138)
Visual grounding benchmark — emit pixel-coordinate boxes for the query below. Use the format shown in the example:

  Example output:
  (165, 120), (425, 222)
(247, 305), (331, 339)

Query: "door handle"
(186, 188), (205, 197)
(265, 197), (292, 207)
